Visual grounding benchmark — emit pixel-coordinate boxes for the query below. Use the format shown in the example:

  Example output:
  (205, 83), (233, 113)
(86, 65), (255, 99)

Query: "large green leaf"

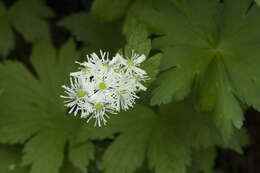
(0, 40), (119, 173)
(129, 0), (260, 138)
(102, 105), (158, 173)
(0, 0), (53, 58)
(101, 99), (249, 173)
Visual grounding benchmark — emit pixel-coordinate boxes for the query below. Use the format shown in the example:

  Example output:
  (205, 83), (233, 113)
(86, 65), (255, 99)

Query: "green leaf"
(0, 144), (29, 173)
(141, 53), (162, 86)
(256, 0), (260, 6)
(0, 0), (53, 58)
(218, 128), (250, 154)
(123, 25), (161, 87)
(131, 0), (260, 105)
(102, 105), (157, 173)
(22, 130), (67, 173)
(124, 25), (151, 57)
(60, 161), (81, 173)
(130, 0), (260, 138)
(148, 122), (191, 173)
(0, 1), (14, 58)
(0, 40), (105, 173)
(170, 0), (189, 15)
(69, 141), (95, 173)
(91, 0), (131, 21)
(58, 12), (124, 52)
(102, 103), (193, 173)
(8, 0), (54, 42)
(197, 57), (244, 140)
(103, 97), (249, 173)
(188, 147), (216, 173)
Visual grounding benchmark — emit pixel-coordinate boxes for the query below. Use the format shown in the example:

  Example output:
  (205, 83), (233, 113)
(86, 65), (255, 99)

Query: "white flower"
(87, 93), (117, 127)
(61, 77), (93, 117)
(61, 50), (149, 127)
(118, 51), (148, 80)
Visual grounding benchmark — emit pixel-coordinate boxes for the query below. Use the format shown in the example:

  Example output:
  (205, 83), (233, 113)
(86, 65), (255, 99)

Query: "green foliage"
(188, 147), (216, 173)
(123, 25), (162, 86)
(128, 0), (260, 139)
(256, 0), (260, 6)
(91, 0), (131, 21)
(102, 105), (157, 173)
(0, 0), (258, 173)
(0, 144), (29, 173)
(69, 142), (95, 173)
(0, 0), (54, 58)
(58, 12), (124, 52)
(102, 99), (249, 173)
(0, 40), (119, 173)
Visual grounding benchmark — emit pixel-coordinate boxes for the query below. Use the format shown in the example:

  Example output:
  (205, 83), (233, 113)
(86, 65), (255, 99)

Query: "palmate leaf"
(0, 0), (54, 58)
(0, 40), (119, 173)
(102, 99), (249, 173)
(130, 0), (260, 139)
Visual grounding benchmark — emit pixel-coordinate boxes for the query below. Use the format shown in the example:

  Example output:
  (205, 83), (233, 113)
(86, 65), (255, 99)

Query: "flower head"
(61, 50), (149, 127)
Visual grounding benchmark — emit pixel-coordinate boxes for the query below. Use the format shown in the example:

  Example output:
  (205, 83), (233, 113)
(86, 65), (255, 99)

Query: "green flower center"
(127, 60), (134, 66)
(114, 68), (119, 73)
(99, 82), (107, 90)
(103, 63), (108, 67)
(84, 67), (90, 72)
(77, 91), (86, 98)
(96, 103), (102, 110)
(120, 90), (126, 94)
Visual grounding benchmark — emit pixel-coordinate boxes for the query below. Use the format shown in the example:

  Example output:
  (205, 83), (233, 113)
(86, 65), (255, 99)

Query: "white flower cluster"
(61, 51), (148, 127)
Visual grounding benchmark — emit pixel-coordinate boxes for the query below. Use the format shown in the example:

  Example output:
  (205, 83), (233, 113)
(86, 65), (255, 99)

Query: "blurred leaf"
(91, 0), (131, 21)
(0, 144), (29, 173)
(0, 1), (14, 58)
(58, 12), (124, 52)
(60, 161), (81, 173)
(170, 0), (189, 15)
(188, 147), (216, 173)
(141, 53), (162, 86)
(218, 128), (250, 154)
(8, 0), (54, 42)
(0, 0), (53, 58)
(69, 142), (95, 173)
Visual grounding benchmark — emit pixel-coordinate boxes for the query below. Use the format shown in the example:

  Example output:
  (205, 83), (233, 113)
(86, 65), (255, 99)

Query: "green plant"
(0, 0), (259, 173)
